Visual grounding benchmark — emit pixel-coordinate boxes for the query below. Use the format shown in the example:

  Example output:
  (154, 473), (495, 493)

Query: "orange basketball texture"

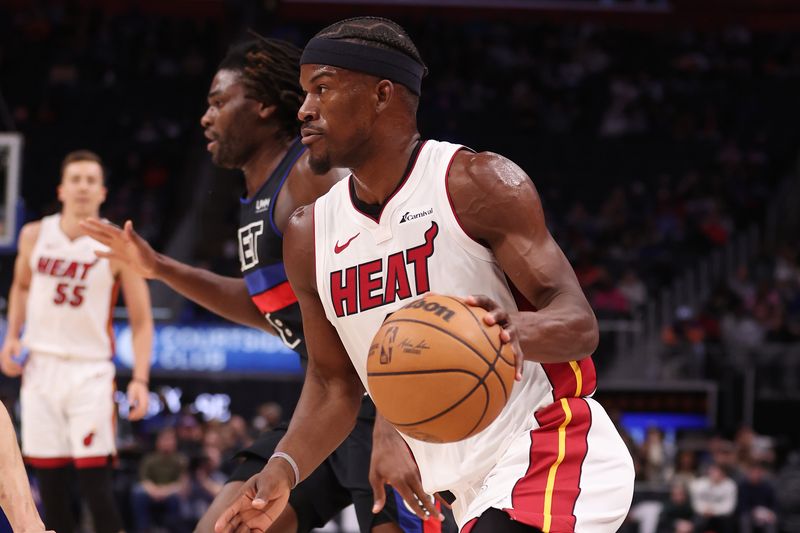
(367, 294), (516, 443)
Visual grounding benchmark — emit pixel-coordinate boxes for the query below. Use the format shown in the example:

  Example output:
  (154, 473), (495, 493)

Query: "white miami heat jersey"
(22, 214), (118, 360)
(314, 140), (598, 493)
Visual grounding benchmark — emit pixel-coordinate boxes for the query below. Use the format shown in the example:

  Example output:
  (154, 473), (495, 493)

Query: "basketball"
(367, 293), (516, 443)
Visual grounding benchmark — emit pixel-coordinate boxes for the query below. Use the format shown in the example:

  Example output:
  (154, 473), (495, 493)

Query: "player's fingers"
(500, 326), (524, 380)
(214, 499), (243, 533)
(123, 220), (137, 241)
(370, 478), (386, 513)
(407, 477), (444, 521)
(81, 218), (121, 240)
(94, 250), (117, 260)
(234, 523), (250, 533)
(465, 294), (499, 312)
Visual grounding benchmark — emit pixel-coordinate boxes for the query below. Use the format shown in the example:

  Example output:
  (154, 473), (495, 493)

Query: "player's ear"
(258, 103), (277, 120)
(375, 80), (394, 114)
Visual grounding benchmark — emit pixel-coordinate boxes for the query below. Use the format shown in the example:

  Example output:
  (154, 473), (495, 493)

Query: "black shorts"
(229, 398), (450, 533)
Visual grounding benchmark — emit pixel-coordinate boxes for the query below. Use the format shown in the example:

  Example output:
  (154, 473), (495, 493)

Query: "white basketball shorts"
(454, 397), (634, 533)
(21, 351), (116, 468)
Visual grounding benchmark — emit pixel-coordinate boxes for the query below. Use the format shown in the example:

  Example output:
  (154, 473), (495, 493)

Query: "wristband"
(269, 452), (300, 489)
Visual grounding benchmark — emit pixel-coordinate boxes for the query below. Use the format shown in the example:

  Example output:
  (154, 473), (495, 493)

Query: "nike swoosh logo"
(334, 232), (360, 254)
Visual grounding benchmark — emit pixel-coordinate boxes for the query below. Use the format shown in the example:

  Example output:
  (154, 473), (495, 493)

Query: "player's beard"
(308, 151), (332, 175)
(212, 133), (249, 169)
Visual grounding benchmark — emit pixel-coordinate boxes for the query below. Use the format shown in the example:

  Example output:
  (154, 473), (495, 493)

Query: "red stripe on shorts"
(74, 455), (111, 469)
(460, 517), (478, 533)
(25, 456), (72, 468)
(504, 398), (592, 532)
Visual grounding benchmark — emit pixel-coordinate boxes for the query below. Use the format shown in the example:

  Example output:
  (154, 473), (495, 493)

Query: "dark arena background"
(2, 0), (800, 531)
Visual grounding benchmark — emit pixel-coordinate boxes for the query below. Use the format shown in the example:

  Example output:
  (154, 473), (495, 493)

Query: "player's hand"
(79, 218), (159, 279)
(214, 460), (293, 533)
(466, 294), (524, 381)
(126, 379), (149, 421)
(0, 338), (24, 377)
(370, 415), (444, 522)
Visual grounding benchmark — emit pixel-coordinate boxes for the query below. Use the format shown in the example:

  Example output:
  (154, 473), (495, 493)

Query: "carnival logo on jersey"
(238, 221), (264, 271)
(399, 205), (433, 224)
(255, 198), (270, 214)
(330, 222), (438, 318)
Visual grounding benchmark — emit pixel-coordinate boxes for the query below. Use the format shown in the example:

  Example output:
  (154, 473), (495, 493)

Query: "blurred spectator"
(737, 462), (778, 533)
(618, 268), (648, 310)
(657, 483), (695, 533)
(251, 402), (283, 433)
(662, 306), (706, 378)
(673, 450), (699, 488)
(642, 427), (673, 484)
(689, 463), (737, 533)
(130, 427), (189, 533)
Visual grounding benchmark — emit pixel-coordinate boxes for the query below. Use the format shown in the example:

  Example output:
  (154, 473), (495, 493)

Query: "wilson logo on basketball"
(402, 297), (455, 322)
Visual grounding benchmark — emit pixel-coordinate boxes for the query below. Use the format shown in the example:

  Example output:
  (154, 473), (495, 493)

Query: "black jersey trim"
(348, 139), (426, 224)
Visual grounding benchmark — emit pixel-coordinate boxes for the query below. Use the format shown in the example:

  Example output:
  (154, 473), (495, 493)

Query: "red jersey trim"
(251, 281), (298, 313)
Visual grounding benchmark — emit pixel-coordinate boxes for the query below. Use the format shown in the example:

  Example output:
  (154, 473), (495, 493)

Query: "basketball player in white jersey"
(0, 402), (51, 533)
(0, 150), (154, 533)
(215, 17), (634, 533)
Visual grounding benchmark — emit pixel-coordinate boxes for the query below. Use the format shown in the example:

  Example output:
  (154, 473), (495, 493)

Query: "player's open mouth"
(207, 140), (217, 151)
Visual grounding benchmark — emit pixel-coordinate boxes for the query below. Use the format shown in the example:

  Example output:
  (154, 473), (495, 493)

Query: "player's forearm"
(0, 407), (45, 532)
(4, 283), (28, 340)
(130, 322), (153, 383)
(276, 369), (362, 483)
(516, 292), (599, 363)
(152, 253), (269, 331)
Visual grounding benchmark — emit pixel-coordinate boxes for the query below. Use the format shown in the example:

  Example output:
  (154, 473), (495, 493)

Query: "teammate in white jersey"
(0, 150), (154, 533)
(215, 17), (634, 533)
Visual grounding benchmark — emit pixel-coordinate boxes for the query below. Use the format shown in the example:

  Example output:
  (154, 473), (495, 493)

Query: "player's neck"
(59, 210), (96, 240)
(241, 136), (294, 200)
(350, 133), (421, 205)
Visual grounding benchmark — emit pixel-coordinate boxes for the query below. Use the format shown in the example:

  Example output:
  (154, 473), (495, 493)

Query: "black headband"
(300, 37), (425, 96)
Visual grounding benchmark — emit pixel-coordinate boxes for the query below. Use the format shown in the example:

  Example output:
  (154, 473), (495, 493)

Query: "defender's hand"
(80, 218), (159, 279)
(466, 294), (524, 380)
(0, 338), (24, 377)
(370, 418), (444, 522)
(214, 460), (293, 533)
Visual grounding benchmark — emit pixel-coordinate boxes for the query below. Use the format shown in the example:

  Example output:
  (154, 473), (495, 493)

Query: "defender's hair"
(219, 34), (304, 139)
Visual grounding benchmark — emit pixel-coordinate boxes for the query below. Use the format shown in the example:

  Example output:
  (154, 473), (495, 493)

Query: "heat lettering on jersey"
(37, 257), (98, 280)
(329, 222), (438, 317)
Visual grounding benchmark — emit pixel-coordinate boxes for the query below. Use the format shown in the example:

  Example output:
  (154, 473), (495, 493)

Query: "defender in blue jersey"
(83, 36), (450, 533)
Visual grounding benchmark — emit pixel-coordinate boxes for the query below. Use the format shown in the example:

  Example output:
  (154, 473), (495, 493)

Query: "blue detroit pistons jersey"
(313, 140), (598, 493)
(239, 138), (306, 358)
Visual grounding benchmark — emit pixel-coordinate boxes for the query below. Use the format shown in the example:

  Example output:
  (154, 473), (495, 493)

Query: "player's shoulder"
(447, 150), (537, 213)
(18, 220), (43, 245)
(285, 202), (316, 240)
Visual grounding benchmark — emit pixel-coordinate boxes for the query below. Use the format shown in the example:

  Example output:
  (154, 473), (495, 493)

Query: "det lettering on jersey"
(330, 222), (439, 317)
(238, 221), (264, 270)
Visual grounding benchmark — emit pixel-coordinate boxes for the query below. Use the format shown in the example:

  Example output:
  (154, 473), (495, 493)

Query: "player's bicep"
(13, 222), (40, 290)
(284, 204), (362, 388)
(453, 152), (586, 309)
